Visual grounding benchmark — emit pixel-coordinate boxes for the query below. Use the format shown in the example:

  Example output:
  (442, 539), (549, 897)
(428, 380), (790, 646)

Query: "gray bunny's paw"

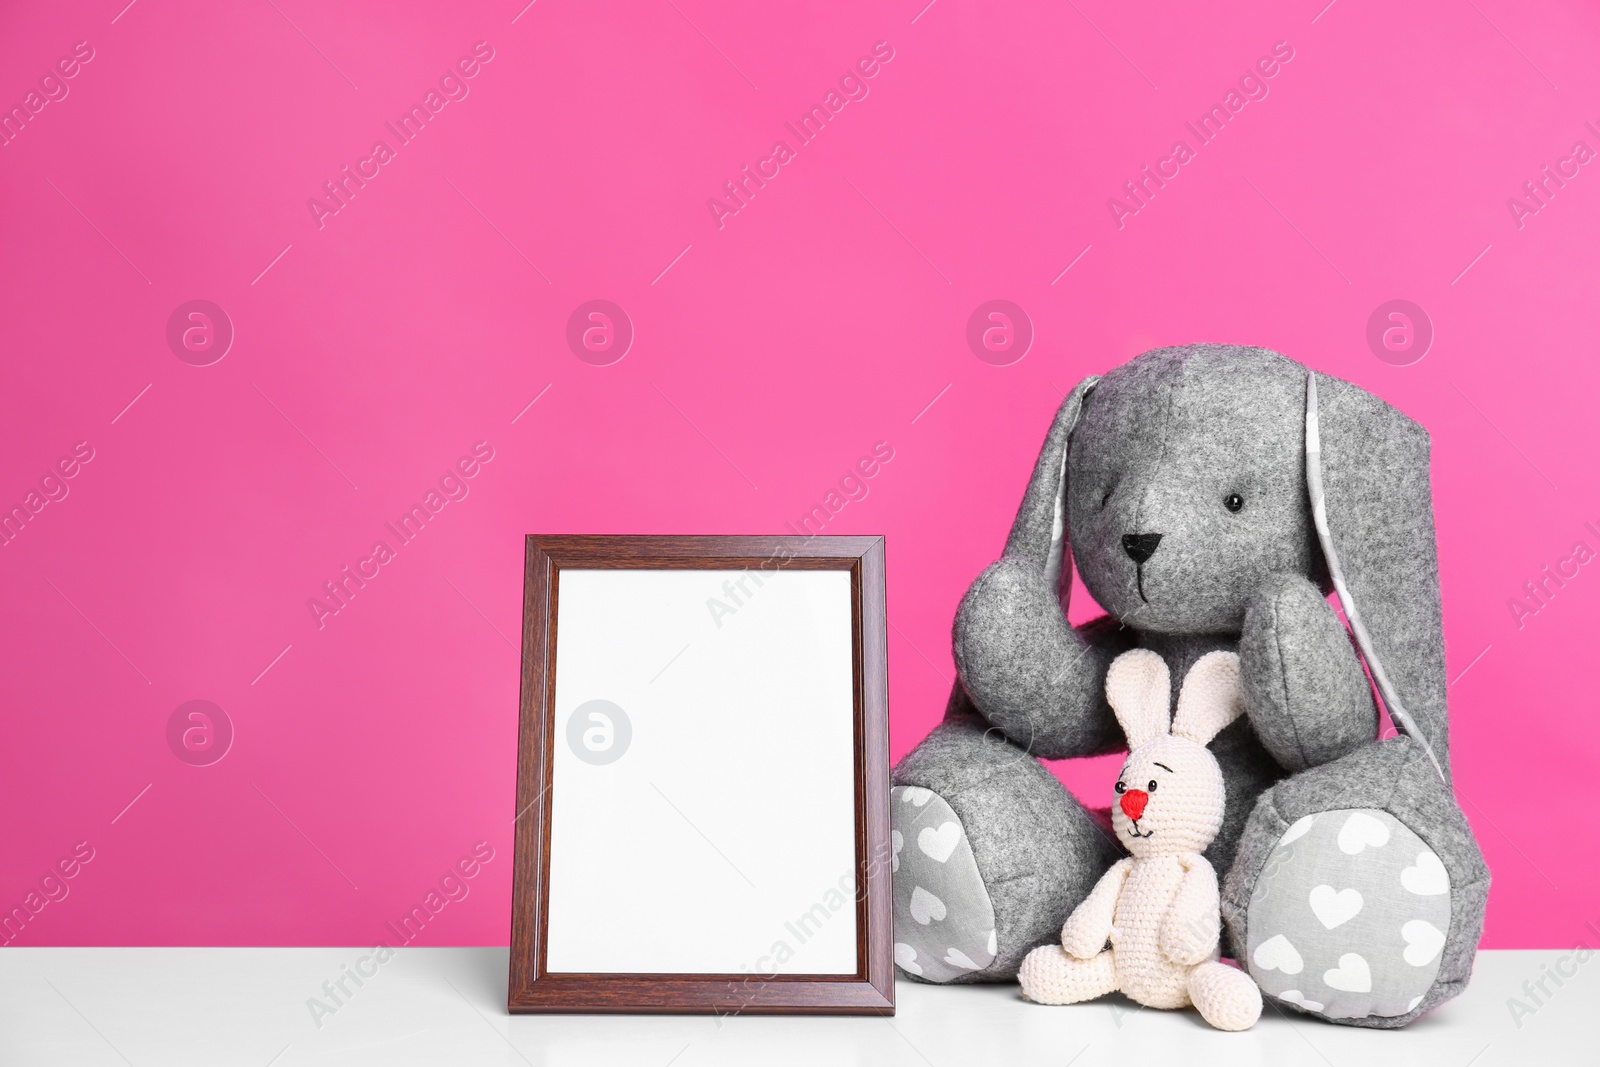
(952, 558), (1062, 681)
(890, 786), (998, 984)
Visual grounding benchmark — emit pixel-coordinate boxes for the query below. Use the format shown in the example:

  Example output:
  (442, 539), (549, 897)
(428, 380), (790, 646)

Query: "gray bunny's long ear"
(1004, 376), (1100, 597)
(1305, 373), (1449, 782)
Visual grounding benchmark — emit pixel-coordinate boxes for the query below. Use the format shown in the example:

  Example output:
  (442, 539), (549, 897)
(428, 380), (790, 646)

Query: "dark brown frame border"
(508, 535), (893, 1015)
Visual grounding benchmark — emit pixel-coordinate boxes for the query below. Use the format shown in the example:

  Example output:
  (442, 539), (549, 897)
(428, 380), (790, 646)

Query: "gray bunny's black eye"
(1224, 493), (1244, 513)
(1100, 488), (1113, 509)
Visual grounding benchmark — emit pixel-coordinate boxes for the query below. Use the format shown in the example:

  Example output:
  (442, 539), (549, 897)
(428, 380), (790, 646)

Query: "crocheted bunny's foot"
(1222, 738), (1488, 1028)
(1188, 960), (1262, 1030)
(1018, 945), (1116, 1005)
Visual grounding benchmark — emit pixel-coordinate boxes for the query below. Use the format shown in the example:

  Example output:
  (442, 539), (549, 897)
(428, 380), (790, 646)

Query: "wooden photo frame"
(508, 535), (893, 1015)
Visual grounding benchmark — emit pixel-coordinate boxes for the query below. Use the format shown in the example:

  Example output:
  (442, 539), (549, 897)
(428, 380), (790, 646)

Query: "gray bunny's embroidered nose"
(1122, 532), (1163, 564)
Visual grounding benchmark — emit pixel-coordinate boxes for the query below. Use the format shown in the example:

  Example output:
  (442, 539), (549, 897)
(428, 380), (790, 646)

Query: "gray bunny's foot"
(891, 785), (999, 983)
(1222, 738), (1488, 1028)
(891, 709), (1121, 984)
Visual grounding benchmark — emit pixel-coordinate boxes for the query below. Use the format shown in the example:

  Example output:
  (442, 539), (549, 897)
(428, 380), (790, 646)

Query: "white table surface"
(0, 948), (1586, 1065)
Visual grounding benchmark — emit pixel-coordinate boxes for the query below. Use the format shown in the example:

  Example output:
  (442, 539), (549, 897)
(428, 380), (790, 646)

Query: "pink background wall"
(1, 0), (1596, 950)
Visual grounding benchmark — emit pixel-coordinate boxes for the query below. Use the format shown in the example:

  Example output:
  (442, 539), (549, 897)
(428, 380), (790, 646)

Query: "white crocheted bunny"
(1018, 649), (1264, 1031)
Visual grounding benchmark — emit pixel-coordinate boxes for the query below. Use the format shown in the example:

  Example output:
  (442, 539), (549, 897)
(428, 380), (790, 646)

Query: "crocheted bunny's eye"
(1147, 779), (1158, 791)
(1114, 781), (1126, 794)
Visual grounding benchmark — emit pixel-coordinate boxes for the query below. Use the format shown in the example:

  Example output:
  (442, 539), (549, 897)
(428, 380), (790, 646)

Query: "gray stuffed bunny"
(890, 344), (1488, 1028)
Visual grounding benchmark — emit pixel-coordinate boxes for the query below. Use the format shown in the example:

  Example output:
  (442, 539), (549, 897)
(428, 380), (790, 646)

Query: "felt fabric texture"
(893, 691), (1123, 983)
(951, 559), (1133, 761)
(891, 343), (1487, 1029)
(1004, 374), (1100, 597)
(1239, 572), (1378, 773)
(1241, 808), (1451, 1021)
(1066, 347), (1320, 636)
(1308, 372), (1451, 777)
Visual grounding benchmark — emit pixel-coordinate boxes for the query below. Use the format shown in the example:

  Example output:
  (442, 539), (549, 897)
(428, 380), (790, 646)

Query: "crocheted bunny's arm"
(1160, 855), (1220, 966)
(1061, 858), (1132, 958)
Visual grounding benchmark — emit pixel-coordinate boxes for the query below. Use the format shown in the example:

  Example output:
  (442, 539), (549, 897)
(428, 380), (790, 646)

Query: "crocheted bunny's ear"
(1105, 649), (1172, 748)
(1172, 650), (1245, 746)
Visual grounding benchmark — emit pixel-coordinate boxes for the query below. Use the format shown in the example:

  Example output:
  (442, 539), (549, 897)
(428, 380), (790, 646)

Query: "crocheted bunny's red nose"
(1120, 788), (1148, 822)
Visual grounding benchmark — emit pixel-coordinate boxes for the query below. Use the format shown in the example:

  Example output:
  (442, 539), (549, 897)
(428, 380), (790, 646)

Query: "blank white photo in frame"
(544, 567), (859, 975)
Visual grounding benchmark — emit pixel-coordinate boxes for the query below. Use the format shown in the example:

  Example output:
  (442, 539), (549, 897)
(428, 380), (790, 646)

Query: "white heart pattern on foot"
(1337, 812), (1390, 855)
(1278, 989), (1325, 1013)
(890, 786), (997, 984)
(943, 948), (980, 970)
(917, 822), (961, 863)
(1401, 850), (1449, 896)
(1323, 953), (1372, 993)
(1308, 885), (1363, 930)
(1252, 934), (1304, 975)
(1401, 920), (1445, 966)
(1246, 809), (1452, 1021)
(909, 886), (946, 925)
